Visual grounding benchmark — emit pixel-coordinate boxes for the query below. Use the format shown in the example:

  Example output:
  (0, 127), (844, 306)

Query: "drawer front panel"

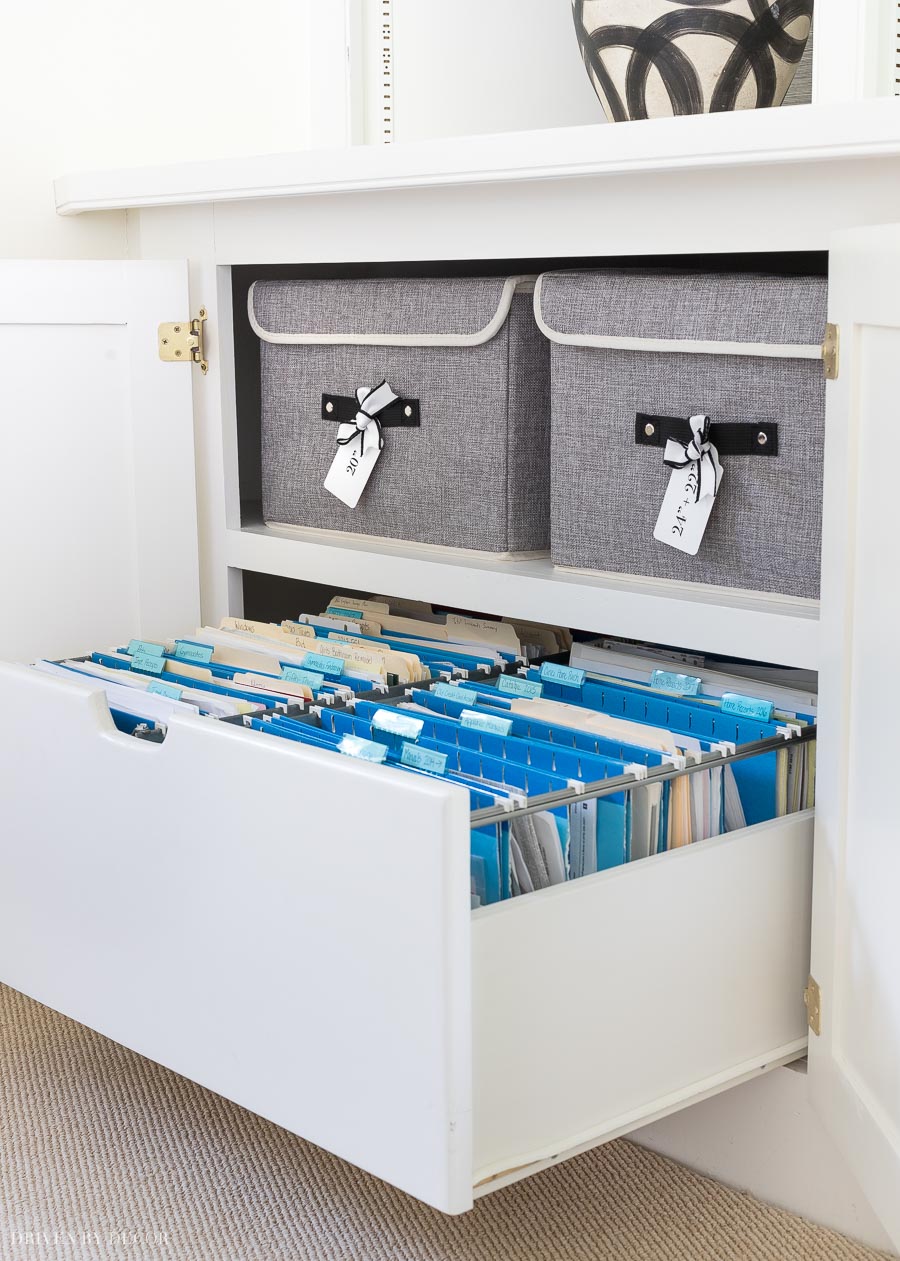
(0, 663), (473, 1214)
(472, 811), (814, 1188)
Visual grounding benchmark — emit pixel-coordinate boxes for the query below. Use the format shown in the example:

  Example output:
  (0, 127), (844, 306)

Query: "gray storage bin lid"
(535, 270), (827, 361)
(250, 275), (531, 347)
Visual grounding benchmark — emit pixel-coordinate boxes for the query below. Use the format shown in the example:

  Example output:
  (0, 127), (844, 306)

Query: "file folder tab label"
(432, 682), (479, 706)
(131, 653), (166, 675)
(147, 680), (183, 700)
(498, 674), (543, 699)
(127, 639), (165, 659)
(651, 669), (702, 697)
(540, 662), (586, 688)
(338, 734), (388, 763)
(326, 606), (364, 620)
(721, 692), (775, 722)
(301, 652), (345, 678)
(327, 596), (390, 614)
(175, 640), (214, 665)
(282, 666), (326, 690)
(461, 709), (513, 736)
(372, 709), (424, 741)
(401, 743), (448, 774)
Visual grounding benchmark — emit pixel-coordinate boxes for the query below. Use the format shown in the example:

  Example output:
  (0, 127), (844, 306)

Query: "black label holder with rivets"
(322, 393), (421, 427)
(635, 413), (778, 456)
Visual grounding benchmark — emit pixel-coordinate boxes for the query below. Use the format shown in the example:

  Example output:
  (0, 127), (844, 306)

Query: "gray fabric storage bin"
(536, 269), (828, 598)
(251, 276), (550, 554)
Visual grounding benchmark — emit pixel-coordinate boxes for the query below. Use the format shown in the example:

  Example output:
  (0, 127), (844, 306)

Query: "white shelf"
(55, 98), (900, 216)
(228, 524), (820, 669)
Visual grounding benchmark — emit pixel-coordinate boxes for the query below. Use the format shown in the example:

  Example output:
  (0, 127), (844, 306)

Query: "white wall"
(0, 0), (311, 258)
(360, 0), (602, 144)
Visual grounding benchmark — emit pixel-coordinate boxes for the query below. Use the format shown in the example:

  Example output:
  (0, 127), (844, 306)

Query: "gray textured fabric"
(506, 288), (552, 552)
(544, 271), (828, 598)
(540, 269), (827, 345)
(259, 282), (550, 552)
(253, 276), (512, 339)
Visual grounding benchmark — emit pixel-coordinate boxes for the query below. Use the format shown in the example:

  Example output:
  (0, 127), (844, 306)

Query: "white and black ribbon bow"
(663, 414), (723, 503)
(334, 380), (399, 460)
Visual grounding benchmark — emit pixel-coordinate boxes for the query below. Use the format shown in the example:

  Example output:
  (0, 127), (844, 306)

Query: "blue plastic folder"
(109, 708), (160, 736)
(389, 689), (671, 770)
(93, 652), (296, 709)
(440, 671), (787, 828)
(111, 646), (372, 705)
(524, 670), (803, 826)
(318, 700), (630, 875)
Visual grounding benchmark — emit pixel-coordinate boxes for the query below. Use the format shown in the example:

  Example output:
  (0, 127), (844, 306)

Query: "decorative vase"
(572, 0), (813, 121)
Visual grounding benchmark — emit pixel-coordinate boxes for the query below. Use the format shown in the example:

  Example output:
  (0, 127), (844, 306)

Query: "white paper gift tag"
(653, 460), (725, 555)
(324, 423), (383, 508)
(323, 381), (397, 508)
(653, 414), (724, 556)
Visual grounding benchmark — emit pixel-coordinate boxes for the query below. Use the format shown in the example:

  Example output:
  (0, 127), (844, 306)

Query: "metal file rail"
(468, 725), (817, 828)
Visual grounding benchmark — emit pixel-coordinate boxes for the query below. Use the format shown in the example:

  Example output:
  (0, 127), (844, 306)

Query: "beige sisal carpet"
(0, 983), (889, 1261)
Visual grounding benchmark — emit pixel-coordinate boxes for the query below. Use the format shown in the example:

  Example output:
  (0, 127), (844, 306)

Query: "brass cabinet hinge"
(158, 308), (208, 374)
(823, 323), (839, 381)
(804, 975), (821, 1036)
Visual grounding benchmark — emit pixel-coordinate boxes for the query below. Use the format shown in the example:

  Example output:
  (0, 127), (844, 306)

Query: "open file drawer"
(0, 661), (813, 1213)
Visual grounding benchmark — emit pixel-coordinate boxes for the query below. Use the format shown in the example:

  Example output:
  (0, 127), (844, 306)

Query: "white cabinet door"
(811, 223), (900, 1250)
(0, 260), (200, 660)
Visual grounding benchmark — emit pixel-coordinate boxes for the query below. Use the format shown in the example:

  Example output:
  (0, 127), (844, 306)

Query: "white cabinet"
(0, 261), (200, 660)
(808, 224), (900, 1249)
(1, 104), (899, 1241)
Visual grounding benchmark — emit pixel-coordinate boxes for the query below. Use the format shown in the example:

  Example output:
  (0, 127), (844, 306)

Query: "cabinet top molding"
(54, 99), (900, 216)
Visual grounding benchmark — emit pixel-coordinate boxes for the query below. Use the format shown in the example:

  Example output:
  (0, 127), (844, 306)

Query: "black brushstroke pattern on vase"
(572, 0), (813, 121)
